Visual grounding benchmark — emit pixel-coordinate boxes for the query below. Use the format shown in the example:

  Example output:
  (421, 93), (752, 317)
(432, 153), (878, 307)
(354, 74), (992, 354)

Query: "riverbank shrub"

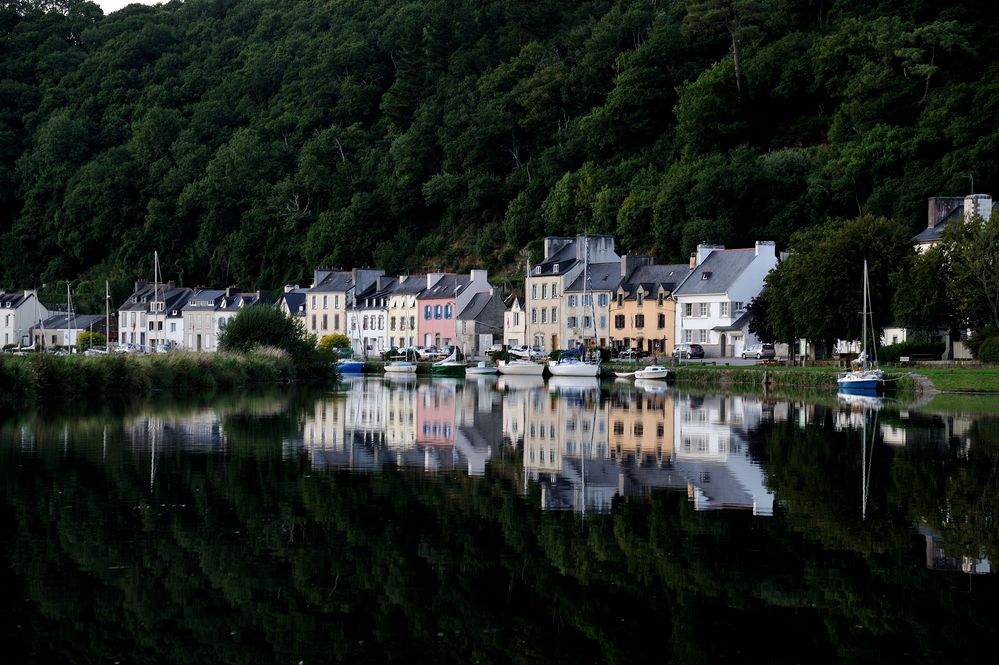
(979, 338), (999, 364)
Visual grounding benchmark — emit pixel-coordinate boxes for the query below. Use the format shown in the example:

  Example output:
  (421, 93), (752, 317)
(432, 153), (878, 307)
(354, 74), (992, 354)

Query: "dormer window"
(533, 266), (541, 275)
(552, 263), (559, 273)
(701, 271), (712, 280)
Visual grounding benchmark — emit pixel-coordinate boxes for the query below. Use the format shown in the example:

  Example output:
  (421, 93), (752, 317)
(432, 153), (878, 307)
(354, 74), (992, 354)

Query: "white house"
(503, 297), (527, 347)
(119, 280), (193, 350)
(0, 290), (52, 348)
(180, 288), (270, 352)
(673, 242), (779, 358)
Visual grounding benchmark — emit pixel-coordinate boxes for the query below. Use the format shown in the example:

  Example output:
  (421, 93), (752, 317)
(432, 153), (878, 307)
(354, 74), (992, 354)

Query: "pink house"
(416, 270), (492, 349)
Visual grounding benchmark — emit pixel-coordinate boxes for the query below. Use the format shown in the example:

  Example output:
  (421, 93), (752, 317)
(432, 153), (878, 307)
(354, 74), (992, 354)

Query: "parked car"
(742, 343), (776, 360)
(672, 343), (705, 359)
(509, 345), (546, 359)
(617, 348), (647, 360)
(486, 343), (505, 353)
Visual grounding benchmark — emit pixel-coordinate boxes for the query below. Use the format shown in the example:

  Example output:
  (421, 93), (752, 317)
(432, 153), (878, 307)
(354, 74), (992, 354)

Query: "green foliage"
(76, 330), (106, 349)
(217, 304), (316, 369)
(942, 212), (999, 328)
(0, 0), (998, 291)
(318, 333), (351, 351)
(966, 326), (999, 360)
(977, 337), (999, 364)
(759, 215), (913, 346)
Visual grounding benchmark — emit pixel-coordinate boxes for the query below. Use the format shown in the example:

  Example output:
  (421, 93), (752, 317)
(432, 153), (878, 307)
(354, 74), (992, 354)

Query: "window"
(399, 317), (406, 331)
(541, 309), (547, 323)
(334, 296), (340, 308)
(322, 314), (328, 329)
(698, 329), (709, 343)
(658, 314), (666, 329)
(599, 315), (606, 329)
(720, 302), (729, 316)
(699, 303), (709, 317)
(379, 316), (384, 330)
(701, 272), (712, 280)
(444, 304), (452, 319)
(635, 314), (645, 329)
(533, 266), (540, 275)
(617, 293), (624, 307)
(323, 295), (328, 308)
(390, 317), (396, 331)
(311, 296), (316, 308)
(410, 316), (415, 329)
(551, 307), (557, 323)
(512, 313), (519, 326)
(424, 305), (432, 319)
(149, 321), (154, 331)
(435, 304), (442, 319)
(552, 283), (558, 298)
(552, 263), (559, 273)
(568, 295), (577, 308)
(732, 301), (744, 312)
(614, 315), (625, 329)
(531, 284), (537, 299)
(684, 329), (693, 342)
(531, 308), (537, 324)
(583, 315), (591, 328)
(363, 316), (368, 330)
(598, 293), (608, 307)
(334, 314), (340, 330)
(170, 322), (176, 333)
(312, 314), (316, 329)
(657, 293), (664, 306)
(583, 294), (592, 306)
(542, 284), (548, 299)
(684, 303), (692, 317)
(568, 316), (577, 328)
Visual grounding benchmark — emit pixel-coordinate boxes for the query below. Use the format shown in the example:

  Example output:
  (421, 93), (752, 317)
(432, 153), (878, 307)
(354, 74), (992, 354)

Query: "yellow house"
(610, 260), (690, 356)
(385, 275), (424, 349)
(306, 269), (383, 343)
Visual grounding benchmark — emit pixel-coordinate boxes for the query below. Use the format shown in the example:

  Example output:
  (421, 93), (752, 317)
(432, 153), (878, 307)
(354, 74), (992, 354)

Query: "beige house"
(525, 235), (619, 352)
(305, 269), (384, 342)
(386, 275), (424, 349)
(610, 258), (691, 356)
(503, 297), (527, 347)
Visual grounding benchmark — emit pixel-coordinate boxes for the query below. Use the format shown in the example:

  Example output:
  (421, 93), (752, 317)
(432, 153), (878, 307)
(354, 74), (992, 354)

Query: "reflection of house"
(919, 526), (991, 574)
(417, 382), (456, 446)
(607, 385), (674, 465)
(673, 394), (773, 515)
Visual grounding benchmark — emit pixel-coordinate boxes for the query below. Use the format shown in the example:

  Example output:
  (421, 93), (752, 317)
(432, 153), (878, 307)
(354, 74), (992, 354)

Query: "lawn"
(913, 367), (999, 393)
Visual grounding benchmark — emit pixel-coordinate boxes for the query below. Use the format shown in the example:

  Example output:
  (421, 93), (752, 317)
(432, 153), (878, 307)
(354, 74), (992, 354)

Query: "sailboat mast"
(65, 281), (70, 350)
(862, 261), (868, 372)
(105, 280), (110, 349)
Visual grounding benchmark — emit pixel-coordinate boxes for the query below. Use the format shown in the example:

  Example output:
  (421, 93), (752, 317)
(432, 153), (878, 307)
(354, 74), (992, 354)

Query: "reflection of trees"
(2, 401), (999, 662)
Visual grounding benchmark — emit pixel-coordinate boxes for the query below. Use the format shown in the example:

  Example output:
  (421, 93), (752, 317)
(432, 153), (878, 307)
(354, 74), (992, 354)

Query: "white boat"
(547, 353), (601, 377)
(432, 347), (466, 376)
(634, 365), (670, 380)
(497, 358), (545, 375)
(613, 370), (637, 378)
(384, 349), (418, 374)
(466, 361), (498, 375)
(838, 260), (884, 394)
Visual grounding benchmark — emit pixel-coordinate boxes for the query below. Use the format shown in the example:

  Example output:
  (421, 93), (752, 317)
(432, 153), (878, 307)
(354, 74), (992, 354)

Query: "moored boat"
(634, 365), (670, 380)
(838, 260), (885, 394)
(497, 358), (545, 376)
(466, 361), (498, 375)
(547, 352), (600, 377)
(432, 348), (466, 376)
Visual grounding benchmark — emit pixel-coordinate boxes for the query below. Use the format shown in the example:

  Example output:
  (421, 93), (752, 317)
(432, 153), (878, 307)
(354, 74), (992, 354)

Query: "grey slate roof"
(458, 292), (492, 320)
(565, 262), (622, 293)
(616, 264), (691, 300)
(35, 313), (104, 331)
(673, 250), (755, 296)
(310, 271), (354, 293)
(419, 275), (471, 300)
(0, 291), (32, 309)
(390, 277), (427, 296)
(119, 284), (194, 314)
(281, 291), (306, 316)
(533, 243), (578, 276)
(913, 205), (963, 243)
(182, 290), (226, 310)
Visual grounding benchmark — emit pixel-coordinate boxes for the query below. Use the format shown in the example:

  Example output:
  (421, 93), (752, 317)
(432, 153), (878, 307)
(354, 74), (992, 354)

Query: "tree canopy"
(2, 0), (997, 309)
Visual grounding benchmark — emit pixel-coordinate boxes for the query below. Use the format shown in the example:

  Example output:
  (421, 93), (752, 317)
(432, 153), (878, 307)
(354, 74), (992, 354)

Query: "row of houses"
(506, 234), (779, 359)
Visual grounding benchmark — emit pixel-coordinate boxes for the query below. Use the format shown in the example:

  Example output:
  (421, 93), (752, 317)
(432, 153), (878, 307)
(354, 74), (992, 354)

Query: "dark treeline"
(2, 0), (996, 309)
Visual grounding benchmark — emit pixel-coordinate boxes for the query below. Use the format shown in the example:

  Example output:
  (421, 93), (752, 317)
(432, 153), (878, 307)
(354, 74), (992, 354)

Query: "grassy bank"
(0, 349), (309, 407)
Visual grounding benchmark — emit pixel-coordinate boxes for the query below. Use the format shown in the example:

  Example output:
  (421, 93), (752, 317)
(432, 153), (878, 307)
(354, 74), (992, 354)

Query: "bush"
(78, 331), (107, 349)
(218, 306), (325, 377)
(879, 341), (945, 363)
(979, 337), (999, 364)
(967, 326), (999, 359)
(319, 333), (351, 351)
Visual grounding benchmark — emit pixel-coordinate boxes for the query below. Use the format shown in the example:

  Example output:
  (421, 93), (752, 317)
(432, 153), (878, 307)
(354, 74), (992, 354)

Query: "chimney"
(927, 197), (963, 229)
(352, 268), (385, 295)
(620, 254), (652, 277)
(427, 272), (445, 289)
(284, 284), (299, 293)
(754, 241), (776, 258)
(470, 269), (488, 285)
(543, 236), (572, 260)
(964, 194), (993, 221)
(225, 286), (238, 298)
(134, 279), (148, 293)
(695, 244), (724, 266)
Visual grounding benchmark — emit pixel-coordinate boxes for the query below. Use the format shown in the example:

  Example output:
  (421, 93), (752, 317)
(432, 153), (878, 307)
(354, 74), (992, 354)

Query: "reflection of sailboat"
(860, 404), (878, 521)
(839, 260), (884, 394)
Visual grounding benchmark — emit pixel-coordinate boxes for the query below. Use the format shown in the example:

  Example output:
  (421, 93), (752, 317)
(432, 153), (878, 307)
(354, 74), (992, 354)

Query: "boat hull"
(432, 362), (466, 377)
(634, 366), (670, 380)
(547, 361), (600, 377)
(336, 360), (365, 374)
(497, 360), (545, 376)
(837, 379), (883, 393)
(384, 362), (417, 374)
(466, 366), (498, 375)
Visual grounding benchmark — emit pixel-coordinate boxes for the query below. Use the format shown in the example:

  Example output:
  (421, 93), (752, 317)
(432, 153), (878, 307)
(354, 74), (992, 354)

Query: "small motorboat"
(466, 361), (498, 375)
(613, 370), (637, 378)
(634, 365), (670, 380)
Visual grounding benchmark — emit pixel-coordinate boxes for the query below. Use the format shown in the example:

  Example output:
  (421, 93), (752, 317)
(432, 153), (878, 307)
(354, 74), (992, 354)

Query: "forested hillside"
(2, 0), (996, 306)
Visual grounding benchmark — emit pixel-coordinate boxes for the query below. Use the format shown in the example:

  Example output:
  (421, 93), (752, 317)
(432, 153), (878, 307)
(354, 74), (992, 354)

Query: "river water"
(1, 375), (997, 663)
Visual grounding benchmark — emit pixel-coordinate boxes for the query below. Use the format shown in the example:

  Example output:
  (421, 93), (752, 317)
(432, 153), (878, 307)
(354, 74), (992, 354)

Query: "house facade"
(673, 242), (778, 358)
(306, 269), (384, 343)
(456, 291), (505, 357)
(0, 290), (51, 348)
(32, 314), (108, 348)
(562, 261), (620, 349)
(914, 194), (993, 253)
(386, 276), (424, 349)
(610, 258), (690, 356)
(525, 235), (619, 352)
(503, 297), (526, 347)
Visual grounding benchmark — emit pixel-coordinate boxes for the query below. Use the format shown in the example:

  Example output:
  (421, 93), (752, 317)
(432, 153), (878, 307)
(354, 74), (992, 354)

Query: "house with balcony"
(610, 257), (691, 356)
(0, 290), (52, 348)
(525, 235), (619, 352)
(672, 242), (778, 358)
